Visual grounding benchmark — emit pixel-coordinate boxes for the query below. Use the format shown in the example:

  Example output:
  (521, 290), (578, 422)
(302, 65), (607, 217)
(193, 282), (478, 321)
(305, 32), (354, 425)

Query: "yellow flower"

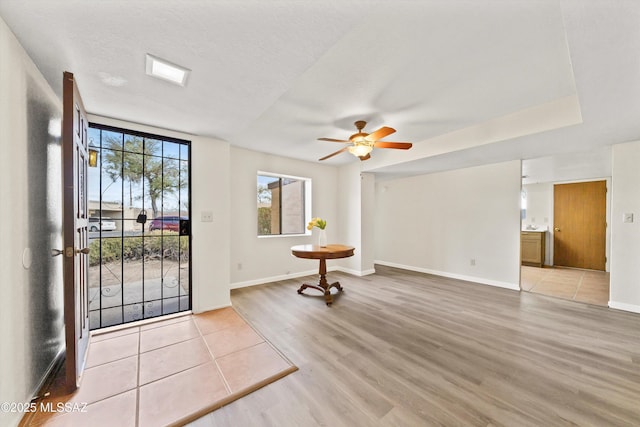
(307, 217), (326, 230)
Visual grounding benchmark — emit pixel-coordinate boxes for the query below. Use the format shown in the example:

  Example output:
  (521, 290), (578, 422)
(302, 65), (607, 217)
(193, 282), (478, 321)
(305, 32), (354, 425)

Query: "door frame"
(86, 122), (193, 329)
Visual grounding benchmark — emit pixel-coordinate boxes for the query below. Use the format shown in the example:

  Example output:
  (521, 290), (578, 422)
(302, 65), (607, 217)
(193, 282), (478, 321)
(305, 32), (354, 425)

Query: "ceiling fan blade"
(366, 126), (395, 141)
(319, 146), (350, 161)
(374, 141), (412, 150)
(359, 153), (371, 161)
(318, 137), (350, 143)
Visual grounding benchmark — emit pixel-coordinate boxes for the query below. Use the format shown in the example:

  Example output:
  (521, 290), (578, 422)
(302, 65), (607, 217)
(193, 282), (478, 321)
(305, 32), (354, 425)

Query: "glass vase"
(318, 228), (327, 247)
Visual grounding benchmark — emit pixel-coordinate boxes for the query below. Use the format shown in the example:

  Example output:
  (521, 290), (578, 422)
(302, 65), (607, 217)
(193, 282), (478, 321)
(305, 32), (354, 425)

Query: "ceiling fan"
(318, 120), (412, 161)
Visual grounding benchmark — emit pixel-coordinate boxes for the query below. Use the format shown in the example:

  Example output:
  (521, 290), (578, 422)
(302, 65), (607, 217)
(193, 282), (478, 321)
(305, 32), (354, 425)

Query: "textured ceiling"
(1, 0), (639, 179)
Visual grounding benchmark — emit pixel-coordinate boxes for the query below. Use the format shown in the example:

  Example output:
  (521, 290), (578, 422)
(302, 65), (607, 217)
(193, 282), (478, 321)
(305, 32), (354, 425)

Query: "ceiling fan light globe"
(348, 144), (373, 157)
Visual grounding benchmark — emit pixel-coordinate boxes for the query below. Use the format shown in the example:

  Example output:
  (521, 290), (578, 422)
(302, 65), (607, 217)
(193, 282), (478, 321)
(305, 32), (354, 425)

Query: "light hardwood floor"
(190, 265), (640, 426)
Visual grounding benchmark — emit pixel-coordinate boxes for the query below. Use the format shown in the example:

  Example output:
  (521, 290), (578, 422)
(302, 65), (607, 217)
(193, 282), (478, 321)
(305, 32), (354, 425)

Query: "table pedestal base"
(297, 281), (343, 306)
(297, 258), (343, 306)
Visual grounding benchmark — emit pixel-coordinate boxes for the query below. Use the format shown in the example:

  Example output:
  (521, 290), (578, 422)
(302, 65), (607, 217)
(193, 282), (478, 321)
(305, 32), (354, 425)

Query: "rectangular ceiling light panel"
(145, 54), (190, 86)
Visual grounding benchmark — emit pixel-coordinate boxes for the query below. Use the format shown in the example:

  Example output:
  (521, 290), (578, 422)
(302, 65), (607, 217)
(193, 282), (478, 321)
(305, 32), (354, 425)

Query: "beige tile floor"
(521, 266), (610, 306)
(24, 308), (296, 427)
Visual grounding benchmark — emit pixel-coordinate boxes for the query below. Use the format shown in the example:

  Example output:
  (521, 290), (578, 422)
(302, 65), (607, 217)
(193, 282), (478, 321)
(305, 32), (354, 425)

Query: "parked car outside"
(149, 216), (188, 232)
(89, 217), (116, 232)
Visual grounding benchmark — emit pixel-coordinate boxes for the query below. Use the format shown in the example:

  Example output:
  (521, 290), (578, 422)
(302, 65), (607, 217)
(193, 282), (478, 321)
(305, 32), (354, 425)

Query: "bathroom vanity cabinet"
(521, 231), (546, 267)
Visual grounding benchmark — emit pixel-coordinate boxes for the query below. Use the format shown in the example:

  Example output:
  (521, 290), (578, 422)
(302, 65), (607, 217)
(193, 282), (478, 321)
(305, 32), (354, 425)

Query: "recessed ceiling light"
(145, 54), (190, 86)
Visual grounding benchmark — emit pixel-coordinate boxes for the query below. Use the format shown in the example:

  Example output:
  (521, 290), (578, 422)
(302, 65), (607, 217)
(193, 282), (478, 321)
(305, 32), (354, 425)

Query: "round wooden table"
(291, 244), (355, 306)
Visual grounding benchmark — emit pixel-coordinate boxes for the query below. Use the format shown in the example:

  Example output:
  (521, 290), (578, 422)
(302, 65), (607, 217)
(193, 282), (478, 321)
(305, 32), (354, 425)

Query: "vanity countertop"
(521, 225), (548, 232)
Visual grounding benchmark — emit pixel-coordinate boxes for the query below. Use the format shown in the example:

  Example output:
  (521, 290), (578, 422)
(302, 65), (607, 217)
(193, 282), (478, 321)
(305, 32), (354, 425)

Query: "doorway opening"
(87, 124), (191, 330)
(520, 178), (610, 306)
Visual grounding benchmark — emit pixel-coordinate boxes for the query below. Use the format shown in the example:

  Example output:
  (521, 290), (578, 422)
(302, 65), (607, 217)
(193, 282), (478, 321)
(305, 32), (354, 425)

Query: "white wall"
(360, 172), (376, 274)
(191, 135), (231, 312)
(522, 147), (611, 186)
(0, 17), (64, 427)
(336, 163), (362, 273)
(610, 141), (640, 313)
(335, 165), (376, 275)
(374, 160), (522, 289)
(230, 146), (338, 287)
(522, 182), (553, 229)
(88, 116), (232, 312)
(523, 182), (554, 265)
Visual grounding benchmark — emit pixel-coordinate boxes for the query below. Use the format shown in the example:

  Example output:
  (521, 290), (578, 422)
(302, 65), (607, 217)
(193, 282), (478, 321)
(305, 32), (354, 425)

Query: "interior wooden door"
(62, 71), (90, 392)
(553, 181), (606, 270)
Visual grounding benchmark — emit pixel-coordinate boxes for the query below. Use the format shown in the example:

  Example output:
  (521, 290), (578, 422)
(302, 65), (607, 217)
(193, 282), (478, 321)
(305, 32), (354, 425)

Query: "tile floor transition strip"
(20, 307), (298, 427)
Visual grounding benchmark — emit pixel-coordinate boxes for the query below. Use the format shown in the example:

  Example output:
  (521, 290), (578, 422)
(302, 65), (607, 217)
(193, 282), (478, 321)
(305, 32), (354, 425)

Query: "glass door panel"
(87, 124), (191, 330)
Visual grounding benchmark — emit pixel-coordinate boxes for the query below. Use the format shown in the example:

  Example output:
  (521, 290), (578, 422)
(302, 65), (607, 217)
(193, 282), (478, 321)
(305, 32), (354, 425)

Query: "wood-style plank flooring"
(189, 265), (640, 426)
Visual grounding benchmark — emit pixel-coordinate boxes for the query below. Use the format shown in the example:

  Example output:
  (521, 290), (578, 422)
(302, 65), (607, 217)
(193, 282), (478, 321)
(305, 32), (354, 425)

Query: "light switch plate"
(201, 211), (213, 222)
(623, 213), (634, 223)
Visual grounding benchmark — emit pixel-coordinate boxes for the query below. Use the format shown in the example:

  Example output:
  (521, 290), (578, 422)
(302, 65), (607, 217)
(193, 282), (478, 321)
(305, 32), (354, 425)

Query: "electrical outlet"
(623, 213), (634, 223)
(201, 211), (213, 222)
(470, 259), (476, 266)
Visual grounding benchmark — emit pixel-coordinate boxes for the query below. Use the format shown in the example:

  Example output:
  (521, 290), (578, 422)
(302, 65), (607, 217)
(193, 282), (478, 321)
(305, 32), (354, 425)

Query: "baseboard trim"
(608, 301), (640, 314)
(230, 266), (376, 289)
(30, 346), (65, 400)
(192, 303), (232, 315)
(230, 269), (319, 289)
(374, 260), (520, 291)
(19, 348), (65, 427)
(335, 267), (376, 277)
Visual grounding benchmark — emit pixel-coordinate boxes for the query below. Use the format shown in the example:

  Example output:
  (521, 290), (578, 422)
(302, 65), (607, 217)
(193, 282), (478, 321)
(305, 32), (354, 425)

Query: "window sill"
(258, 233), (310, 239)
